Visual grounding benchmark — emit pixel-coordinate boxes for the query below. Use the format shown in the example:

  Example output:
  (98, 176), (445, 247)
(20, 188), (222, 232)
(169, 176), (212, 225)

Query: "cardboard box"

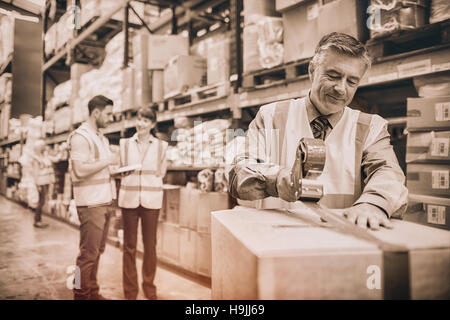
(196, 231), (212, 277)
(276, 0), (309, 12)
(179, 228), (197, 272)
(211, 206), (450, 299)
(407, 97), (450, 131)
(407, 163), (450, 198)
(179, 187), (198, 230)
(405, 194), (450, 230)
(148, 35), (189, 70)
(207, 37), (230, 85)
(243, 23), (261, 73)
(164, 55), (207, 98)
(161, 222), (180, 266)
(133, 31), (149, 71)
(164, 185), (181, 224)
(283, 0), (367, 63)
(244, 0), (278, 17)
(406, 131), (450, 163)
(197, 192), (230, 234)
(152, 70), (164, 102)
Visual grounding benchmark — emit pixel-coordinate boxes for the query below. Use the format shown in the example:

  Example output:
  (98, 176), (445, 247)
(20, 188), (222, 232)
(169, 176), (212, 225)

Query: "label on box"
(432, 62), (450, 72)
(431, 138), (450, 157)
(431, 170), (449, 189)
(427, 205), (446, 225)
(397, 59), (431, 78)
(435, 103), (450, 121)
(307, 3), (319, 20)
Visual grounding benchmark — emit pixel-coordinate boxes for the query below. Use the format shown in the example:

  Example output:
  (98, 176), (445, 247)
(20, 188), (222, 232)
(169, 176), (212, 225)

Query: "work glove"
(275, 145), (304, 202)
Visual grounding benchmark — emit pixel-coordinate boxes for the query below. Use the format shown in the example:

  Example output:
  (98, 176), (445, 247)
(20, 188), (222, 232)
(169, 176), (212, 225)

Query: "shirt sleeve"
(228, 106), (281, 200)
(353, 121), (409, 218)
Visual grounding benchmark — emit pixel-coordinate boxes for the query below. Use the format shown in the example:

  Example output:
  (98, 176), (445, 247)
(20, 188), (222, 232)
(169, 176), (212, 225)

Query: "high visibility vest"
(36, 162), (55, 186)
(68, 123), (115, 207)
(239, 98), (384, 210)
(118, 134), (167, 209)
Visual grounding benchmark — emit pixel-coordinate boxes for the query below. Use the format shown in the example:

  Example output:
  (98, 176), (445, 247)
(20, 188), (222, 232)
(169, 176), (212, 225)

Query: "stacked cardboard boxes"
(158, 184), (230, 276)
(280, 0), (367, 63)
(405, 95), (450, 230)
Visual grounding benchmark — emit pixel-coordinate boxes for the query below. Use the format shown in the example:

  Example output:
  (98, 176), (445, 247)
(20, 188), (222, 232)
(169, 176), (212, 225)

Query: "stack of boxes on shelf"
(80, 0), (146, 27)
(279, 0), (367, 63)
(0, 73), (12, 139)
(242, 0), (283, 74)
(0, 14), (14, 64)
(168, 119), (232, 168)
(405, 72), (450, 230)
(155, 183), (231, 277)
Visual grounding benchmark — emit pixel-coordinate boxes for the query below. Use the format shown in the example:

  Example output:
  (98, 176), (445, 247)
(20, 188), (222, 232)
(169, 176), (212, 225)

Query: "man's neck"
(86, 118), (99, 133)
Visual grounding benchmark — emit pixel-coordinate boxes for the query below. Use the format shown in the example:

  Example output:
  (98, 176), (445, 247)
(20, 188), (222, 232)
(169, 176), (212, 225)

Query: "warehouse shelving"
(0, 53), (12, 75)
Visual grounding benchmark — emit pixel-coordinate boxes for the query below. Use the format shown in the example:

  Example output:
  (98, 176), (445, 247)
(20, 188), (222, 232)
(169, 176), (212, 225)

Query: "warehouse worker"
(118, 106), (168, 300)
(68, 95), (117, 300)
(31, 139), (58, 228)
(229, 32), (408, 230)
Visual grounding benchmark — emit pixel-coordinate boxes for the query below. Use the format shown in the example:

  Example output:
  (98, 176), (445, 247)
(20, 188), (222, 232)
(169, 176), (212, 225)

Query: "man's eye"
(327, 74), (339, 79)
(348, 79), (358, 86)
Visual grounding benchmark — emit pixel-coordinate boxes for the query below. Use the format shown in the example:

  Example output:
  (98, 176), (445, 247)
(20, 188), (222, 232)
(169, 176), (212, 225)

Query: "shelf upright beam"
(123, 3), (130, 68)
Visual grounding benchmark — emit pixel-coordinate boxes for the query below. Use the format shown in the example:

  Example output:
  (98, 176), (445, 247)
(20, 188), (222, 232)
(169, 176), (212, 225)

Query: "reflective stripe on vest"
(121, 186), (163, 192)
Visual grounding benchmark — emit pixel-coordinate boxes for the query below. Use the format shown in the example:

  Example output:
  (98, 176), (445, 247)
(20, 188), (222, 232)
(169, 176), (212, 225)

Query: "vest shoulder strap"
(354, 111), (373, 200)
(119, 138), (131, 167)
(70, 127), (100, 161)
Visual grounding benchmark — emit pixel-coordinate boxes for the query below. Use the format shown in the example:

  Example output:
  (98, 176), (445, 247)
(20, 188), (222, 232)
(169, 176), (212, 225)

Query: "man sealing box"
(228, 32), (408, 230)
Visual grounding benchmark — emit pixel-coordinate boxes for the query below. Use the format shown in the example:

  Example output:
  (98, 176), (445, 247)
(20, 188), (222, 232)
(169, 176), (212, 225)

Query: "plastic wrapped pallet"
(430, 0), (450, 24)
(0, 73), (12, 104)
(212, 206), (450, 299)
(198, 169), (214, 192)
(44, 23), (58, 56)
(163, 55), (207, 98)
(243, 14), (283, 73)
(207, 35), (231, 85)
(148, 34), (189, 70)
(368, 0), (428, 39)
(54, 107), (72, 134)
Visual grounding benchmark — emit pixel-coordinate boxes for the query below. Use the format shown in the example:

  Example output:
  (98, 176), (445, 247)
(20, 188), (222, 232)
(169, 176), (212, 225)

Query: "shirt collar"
(132, 132), (155, 143)
(305, 92), (344, 129)
(82, 121), (102, 137)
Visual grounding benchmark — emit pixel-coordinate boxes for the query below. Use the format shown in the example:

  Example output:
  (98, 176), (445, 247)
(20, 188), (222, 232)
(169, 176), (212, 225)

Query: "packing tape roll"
(299, 138), (326, 176)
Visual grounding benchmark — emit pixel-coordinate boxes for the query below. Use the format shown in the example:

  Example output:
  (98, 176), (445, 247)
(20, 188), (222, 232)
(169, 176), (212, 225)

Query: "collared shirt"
(305, 92), (344, 138)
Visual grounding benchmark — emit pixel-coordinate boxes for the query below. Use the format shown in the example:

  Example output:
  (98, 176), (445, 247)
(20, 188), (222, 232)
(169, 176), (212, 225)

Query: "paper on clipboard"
(111, 164), (142, 174)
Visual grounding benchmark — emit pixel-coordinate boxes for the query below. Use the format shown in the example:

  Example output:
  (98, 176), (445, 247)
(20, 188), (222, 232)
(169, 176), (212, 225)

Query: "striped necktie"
(311, 116), (330, 140)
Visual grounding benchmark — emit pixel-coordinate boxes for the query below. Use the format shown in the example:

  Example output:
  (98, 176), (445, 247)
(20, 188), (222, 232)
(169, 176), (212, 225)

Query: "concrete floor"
(0, 196), (211, 300)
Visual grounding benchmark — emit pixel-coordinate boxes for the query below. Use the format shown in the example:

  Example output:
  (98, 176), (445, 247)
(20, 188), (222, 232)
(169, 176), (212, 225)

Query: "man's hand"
(343, 203), (393, 230)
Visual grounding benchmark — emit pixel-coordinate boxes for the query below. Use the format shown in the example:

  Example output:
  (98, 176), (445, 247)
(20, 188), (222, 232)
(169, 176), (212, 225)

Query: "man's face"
(95, 105), (114, 129)
(309, 49), (367, 115)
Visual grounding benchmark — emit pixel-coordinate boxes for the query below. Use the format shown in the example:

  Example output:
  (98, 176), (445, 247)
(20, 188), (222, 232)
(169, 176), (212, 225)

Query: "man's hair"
(310, 32), (371, 75)
(88, 95), (113, 115)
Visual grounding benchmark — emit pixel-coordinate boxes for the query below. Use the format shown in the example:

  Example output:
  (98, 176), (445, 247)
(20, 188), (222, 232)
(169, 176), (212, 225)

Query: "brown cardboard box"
(196, 231), (212, 277)
(197, 192), (230, 234)
(179, 187), (198, 230)
(283, 0), (367, 63)
(407, 163), (450, 198)
(148, 35), (189, 70)
(180, 228), (197, 272)
(211, 206), (450, 299)
(164, 185), (181, 224)
(276, 0), (308, 12)
(405, 194), (450, 230)
(406, 131), (450, 163)
(152, 70), (164, 102)
(207, 37), (230, 85)
(161, 222), (180, 266)
(244, 0), (278, 17)
(163, 55), (207, 98)
(407, 97), (450, 131)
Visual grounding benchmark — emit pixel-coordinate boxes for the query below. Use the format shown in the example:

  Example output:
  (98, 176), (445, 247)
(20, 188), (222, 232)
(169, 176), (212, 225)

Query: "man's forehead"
(320, 50), (366, 77)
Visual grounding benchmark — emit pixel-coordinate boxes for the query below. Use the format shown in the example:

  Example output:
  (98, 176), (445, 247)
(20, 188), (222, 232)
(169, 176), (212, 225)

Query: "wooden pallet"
(366, 19), (450, 60)
(160, 82), (230, 111)
(242, 58), (311, 89)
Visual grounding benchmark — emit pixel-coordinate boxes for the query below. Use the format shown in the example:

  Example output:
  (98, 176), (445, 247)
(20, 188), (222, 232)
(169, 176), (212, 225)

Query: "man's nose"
(334, 79), (346, 95)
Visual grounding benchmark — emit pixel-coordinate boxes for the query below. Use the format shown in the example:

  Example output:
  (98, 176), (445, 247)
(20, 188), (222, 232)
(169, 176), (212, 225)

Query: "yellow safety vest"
(118, 134), (167, 209)
(68, 123), (115, 207)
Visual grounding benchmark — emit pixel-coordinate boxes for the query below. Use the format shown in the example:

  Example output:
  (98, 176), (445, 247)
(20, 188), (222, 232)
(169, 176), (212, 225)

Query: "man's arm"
(354, 123), (408, 217)
(70, 134), (114, 179)
(346, 122), (408, 229)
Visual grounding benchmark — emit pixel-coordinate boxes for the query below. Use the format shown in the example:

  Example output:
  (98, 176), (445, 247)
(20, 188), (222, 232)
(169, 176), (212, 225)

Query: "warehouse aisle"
(0, 196), (211, 300)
